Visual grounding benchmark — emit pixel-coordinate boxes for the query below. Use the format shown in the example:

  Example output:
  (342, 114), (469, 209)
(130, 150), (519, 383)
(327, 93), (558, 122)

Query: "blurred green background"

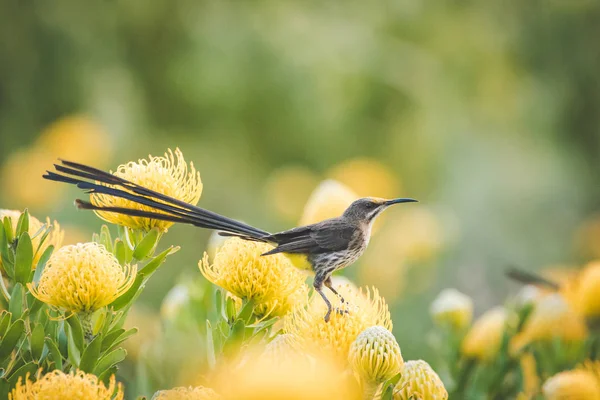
(1, 0), (600, 393)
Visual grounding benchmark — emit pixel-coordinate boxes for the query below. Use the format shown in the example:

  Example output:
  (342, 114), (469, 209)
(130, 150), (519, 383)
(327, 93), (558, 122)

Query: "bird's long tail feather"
(44, 160), (271, 239)
(505, 267), (560, 290)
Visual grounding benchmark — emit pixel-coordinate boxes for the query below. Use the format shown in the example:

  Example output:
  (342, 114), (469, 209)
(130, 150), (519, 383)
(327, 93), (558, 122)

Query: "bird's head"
(343, 197), (418, 223)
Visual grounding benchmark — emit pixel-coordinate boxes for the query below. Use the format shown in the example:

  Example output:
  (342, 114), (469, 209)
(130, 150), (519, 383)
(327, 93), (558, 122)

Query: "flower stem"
(79, 312), (94, 342)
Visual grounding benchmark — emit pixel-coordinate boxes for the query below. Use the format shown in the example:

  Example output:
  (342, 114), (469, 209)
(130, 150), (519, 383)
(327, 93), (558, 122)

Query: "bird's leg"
(314, 275), (333, 322)
(324, 277), (346, 304)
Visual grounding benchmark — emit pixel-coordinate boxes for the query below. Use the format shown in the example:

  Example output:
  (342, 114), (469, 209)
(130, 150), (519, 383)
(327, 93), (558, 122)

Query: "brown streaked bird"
(44, 160), (417, 322)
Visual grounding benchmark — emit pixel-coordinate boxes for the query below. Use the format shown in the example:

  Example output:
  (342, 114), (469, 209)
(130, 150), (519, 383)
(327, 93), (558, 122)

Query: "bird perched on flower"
(43, 149), (417, 322)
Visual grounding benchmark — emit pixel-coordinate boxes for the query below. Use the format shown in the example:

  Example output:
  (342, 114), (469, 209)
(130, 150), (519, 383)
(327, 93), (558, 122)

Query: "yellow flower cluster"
(28, 242), (137, 313)
(10, 369), (123, 400)
(285, 284), (392, 361)
(152, 386), (220, 400)
(91, 148), (203, 232)
(0, 209), (64, 268)
(199, 238), (308, 317)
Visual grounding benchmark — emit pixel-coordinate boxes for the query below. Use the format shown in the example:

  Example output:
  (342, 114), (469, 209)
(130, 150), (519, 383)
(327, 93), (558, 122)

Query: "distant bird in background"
(44, 160), (417, 322)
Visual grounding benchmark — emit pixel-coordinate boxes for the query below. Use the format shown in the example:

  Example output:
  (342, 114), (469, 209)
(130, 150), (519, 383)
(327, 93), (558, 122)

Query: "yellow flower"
(28, 243), (136, 313)
(327, 158), (400, 199)
(9, 369), (123, 400)
(285, 284), (392, 362)
(123, 306), (160, 361)
(461, 307), (507, 361)
(199, 238), (308, 317)
(543, 370), (600, 400)
(0, 209), (64, 268)
(393, 360), (448, 400)
(299, 180), (359, 225)
(213, 347), (360, 400)
(430, 288), (473, 330)
(513, 293), (587, 350)
(349, 326), (404, 384)
(152, 386), (220, 400)
(264, 166), (319, 221)
(575, 261), (600, 318)
(521, 353), (540, 397)
(91, 148), (202, 231)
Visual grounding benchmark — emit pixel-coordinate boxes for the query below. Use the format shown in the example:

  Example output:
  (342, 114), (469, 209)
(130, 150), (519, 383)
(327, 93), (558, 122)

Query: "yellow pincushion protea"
(199, 238), (308, 317)
(543, 369), (600, 400)
(285, 284), (392, 361)
(299, 180), (359, 225)
(0, 209), (64, 268)
(430, 288), (473, 331)
(152, 386), (220, 400)
(349, 326), (404, 384)
(393, 360), (448, 400)
(28, 243), (136, 313)
(9, 369), (123, 400)
(327, 158), (400, 199)
(213, 347), (360, 400)
(91, 148), (202, 232)
(461, 307), (508, 361)
(575, 261), (600, 318)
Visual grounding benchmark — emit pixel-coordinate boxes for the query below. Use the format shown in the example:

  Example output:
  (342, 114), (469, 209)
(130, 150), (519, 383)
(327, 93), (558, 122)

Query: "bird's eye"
(367, 203), (376, 209)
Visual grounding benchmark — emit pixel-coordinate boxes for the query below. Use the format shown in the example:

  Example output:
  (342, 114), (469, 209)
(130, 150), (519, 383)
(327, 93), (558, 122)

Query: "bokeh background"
(1, 1), (600, 396)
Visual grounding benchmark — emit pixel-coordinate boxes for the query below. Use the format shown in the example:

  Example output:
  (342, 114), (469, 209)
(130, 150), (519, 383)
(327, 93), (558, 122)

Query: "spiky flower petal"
(91, 148), (202, 232)
(152, 386), (220, 400)
(285, 284), (392, 362)
(349, 326), (404, 384)
(28, 242), (136, 313)
(9, 369), (123, 400)
(393, 360), (448, 400)
(430, 288), (473, 330)
(199, 238), (308, 317)
(0, 209), (64, 268)
(461, 307), (507, 361)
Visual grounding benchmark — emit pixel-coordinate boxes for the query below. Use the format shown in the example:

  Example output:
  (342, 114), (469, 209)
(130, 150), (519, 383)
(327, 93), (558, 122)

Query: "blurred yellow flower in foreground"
(513, 293), (587, 350)
(430, 288), (473, 331)
(200, 238), (308, 317)
(543, 368), (600, 400)
(0, 209), (64, 268)
(575, 261), (600, 318)
(299, 179), (359, 225)
(285, 284), (392, 362)
(91, 148), (202, 232)
(28, 242), (136, 313)
(327, 158), (400, 199)
(264, 166), (319, 221)
(213, 347), (360, 400)
(10, 369), (123, 400)
(393, 360), (448, 400)
(521, 353), (540, 397)
(461, 307), (508, 361)
(124, 306), (161, 361)
(152, 386), (220, 400)
(349, 326), (404, 384)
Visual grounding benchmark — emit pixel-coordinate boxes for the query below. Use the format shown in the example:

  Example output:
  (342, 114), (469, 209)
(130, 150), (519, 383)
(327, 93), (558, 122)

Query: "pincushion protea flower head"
(393, 360), (448, 400)
(91, 148), (202, 232)
(349, 326), (404, 384)
(543, 368), (600, 400)
(9, 369), (123, 400)
(285, 284), (392, 362)
(461, 306), (508, 361)
(299, 180), (359, 225)
(152, 386), (220, 400)
(199, 238), (308, 317)
(430, 288), (473, 330)
(28, 242), (136, 313)
(0, 209), (64, 268)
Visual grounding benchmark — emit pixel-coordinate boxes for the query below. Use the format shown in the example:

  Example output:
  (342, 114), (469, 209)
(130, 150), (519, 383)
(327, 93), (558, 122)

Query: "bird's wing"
(263, 220), (355, 255)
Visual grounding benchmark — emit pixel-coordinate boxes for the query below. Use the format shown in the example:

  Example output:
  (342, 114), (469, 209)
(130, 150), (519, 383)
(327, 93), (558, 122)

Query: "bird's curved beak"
(383, 198), (418, 207)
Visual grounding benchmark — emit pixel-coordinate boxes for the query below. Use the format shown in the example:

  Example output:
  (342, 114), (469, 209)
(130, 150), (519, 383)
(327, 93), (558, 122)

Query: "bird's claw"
(335, 307), (349, 315)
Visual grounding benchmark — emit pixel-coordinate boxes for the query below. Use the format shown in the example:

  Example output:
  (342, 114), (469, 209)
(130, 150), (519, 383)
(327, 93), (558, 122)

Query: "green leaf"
(33, 245), (54, 285)
(14, 210), (29, 239)
(98, 365), (118, 386)
(0, 319), (25, 360)
(99, 225), (113, 253)
(30, 323), (45, 361)
(226, 297), (237, 322)
(79, 334), (102, 373)
(238, 299), (256, 323)
(133, 228), (160, 260)
(140, 246), (179, 276)
(14, 233), (33, 284)
(381, 371), (402, 400)
(104, 328), (137, 354)
(3, 216), (14, 244)
(66, 315), (85, 353)
(110, 274), (144, 311)
(65, 322), (81, 367)
(0, 311), (11, 337)
(93, 348), (127, 376)
(7, 362), (37, 389)
(114, 239), (127, 265)
(26, 292), (44, 317)
(45, 337), (63, 370)
(101, 329), (124, 353)
(8, 283), (24, 322)
(0, 252), (14, 279)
